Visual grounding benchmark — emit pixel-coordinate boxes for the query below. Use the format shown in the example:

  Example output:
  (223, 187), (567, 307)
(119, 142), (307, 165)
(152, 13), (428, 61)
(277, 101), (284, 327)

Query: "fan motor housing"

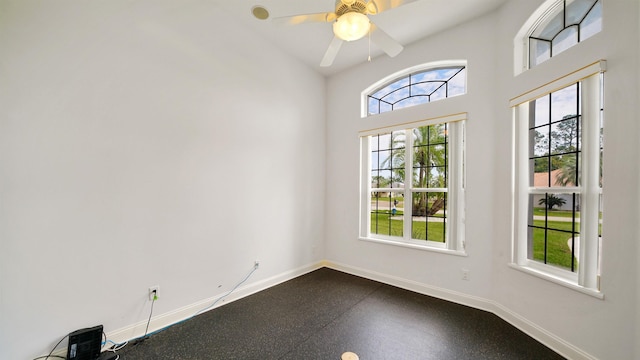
(335, 0), (368, 16)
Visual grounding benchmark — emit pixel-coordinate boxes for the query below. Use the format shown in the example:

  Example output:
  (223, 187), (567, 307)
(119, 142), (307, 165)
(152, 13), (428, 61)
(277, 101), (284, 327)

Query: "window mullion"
(514, 104), (531, 265)
(447, 122), (463, 250)
(361, 137), (372, 238)
(579, 73), (601, 289)
(403, 129), (413, 240)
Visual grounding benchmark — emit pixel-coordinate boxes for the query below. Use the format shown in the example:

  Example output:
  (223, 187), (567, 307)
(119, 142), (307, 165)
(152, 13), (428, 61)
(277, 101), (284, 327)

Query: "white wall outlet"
(149, 285), (160, 300)
(461, 269), (470, 281)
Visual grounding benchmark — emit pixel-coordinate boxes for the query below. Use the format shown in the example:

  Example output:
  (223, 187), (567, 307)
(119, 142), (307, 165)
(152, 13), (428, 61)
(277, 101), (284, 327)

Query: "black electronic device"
(67, 325), (103, 360)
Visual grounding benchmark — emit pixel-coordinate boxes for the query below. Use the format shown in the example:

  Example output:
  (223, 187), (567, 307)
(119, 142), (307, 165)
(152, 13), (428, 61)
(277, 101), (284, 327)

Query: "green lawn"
(531, 220), (577, 270)
(533, 208), (602, 219)
(370, 213), (579, 270)
(533, 208), (578, 218)
(370, 211), (445, 242)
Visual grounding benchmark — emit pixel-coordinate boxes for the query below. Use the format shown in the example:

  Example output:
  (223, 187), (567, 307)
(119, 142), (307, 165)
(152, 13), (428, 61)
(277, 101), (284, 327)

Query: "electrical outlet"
(254, 260), (260, 269)
(461, 269), (470, 281)
(149, 285), (159, 300)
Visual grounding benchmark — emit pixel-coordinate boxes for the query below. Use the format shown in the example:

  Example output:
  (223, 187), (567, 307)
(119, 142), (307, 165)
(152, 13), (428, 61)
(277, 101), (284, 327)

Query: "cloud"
(368, 67), (466, 115)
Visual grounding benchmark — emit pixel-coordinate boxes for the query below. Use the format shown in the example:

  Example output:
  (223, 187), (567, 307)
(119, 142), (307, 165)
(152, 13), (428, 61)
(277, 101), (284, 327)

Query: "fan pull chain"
(368, 24), (371, 62)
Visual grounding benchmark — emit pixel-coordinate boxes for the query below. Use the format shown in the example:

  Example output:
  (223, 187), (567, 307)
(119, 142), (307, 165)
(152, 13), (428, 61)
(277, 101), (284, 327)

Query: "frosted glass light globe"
(333, 12), (370, 41)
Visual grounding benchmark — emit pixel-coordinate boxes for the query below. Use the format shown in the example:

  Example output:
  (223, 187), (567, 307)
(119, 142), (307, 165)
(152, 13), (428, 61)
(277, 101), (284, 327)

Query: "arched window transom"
(529, 0), (602, 68)
(367, 66), (466, 116)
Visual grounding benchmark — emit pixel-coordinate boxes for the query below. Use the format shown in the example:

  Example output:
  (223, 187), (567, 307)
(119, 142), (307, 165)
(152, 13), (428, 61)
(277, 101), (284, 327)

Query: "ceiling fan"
(274, 0), (416, 67)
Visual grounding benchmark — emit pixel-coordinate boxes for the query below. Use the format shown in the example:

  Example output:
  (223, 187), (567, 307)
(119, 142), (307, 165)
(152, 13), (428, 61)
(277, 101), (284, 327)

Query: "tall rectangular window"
(512, 65), (604, 295)
(360, 117), (465, 254)
(528, 83), (582, 272)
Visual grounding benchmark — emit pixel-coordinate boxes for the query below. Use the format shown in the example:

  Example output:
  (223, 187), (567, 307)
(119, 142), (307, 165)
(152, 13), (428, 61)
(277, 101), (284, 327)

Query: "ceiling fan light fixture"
(333, 12), (370, 41)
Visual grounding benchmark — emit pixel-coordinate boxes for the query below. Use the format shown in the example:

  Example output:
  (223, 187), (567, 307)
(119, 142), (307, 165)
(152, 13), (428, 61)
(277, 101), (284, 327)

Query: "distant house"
(533, 169), (565, 187)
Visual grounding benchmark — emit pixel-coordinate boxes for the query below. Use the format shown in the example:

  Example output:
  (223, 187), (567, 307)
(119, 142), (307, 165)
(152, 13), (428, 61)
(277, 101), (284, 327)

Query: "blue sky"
(367, 67), (466, 115)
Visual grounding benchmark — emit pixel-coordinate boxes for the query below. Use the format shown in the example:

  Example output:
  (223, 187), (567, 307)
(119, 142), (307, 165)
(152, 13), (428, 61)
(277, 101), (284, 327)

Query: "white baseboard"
(324, 260), (598, 360)
(323, 260), (495, 311)
(48, 261), (596, 360)
(103, 261), (324, 351)
(491, 302), (597, 360)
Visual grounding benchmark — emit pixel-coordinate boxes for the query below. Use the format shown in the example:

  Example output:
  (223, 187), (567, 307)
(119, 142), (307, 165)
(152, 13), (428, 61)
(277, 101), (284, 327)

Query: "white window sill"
(508, 263), (604, 299)
(359, 237), (467, 257)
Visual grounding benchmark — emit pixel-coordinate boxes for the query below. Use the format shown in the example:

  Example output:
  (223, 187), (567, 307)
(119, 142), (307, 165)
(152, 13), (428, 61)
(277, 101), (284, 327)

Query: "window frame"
(511, 60), (605, 298)
(514, 0), (602, 76)
(366, 66), (466, 116)
(359, 61), (468, 255)
(361, 60), (467, 118)
(359, 118), (465, 254)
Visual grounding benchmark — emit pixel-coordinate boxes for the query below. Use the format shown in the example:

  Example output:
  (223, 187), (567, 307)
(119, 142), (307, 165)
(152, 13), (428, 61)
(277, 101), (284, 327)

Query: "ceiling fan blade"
(273, 12), (336, 25)
(366, 0), (417, 14)
(370, 22), (403, 57)
(320, 36), (344, 67)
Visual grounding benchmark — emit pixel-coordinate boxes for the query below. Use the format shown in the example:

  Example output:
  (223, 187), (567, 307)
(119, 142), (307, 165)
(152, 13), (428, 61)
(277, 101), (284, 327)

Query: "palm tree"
(538, 194), (567, 210)
(383, 125), (447, 216)
(555, 153), (603, 187)
(555, 160), (577, 186)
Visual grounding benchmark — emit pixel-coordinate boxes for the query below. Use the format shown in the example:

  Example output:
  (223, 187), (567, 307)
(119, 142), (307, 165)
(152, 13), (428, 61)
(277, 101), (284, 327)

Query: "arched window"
(359, 62), (467, 254)
(526, 0), (602, 69)
(511, 1), (604, 297)
(366, 65), (466, 116)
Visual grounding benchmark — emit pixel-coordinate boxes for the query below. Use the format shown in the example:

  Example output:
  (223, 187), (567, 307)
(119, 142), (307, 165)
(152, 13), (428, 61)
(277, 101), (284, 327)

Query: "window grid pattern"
(529, 0), (602, 68)
(411, 124), (448, 243)
(370, 132), (405, 237)
(528, 83), (582, 272)
(367, 67), (466, 116)
(368, 124), (451, 243)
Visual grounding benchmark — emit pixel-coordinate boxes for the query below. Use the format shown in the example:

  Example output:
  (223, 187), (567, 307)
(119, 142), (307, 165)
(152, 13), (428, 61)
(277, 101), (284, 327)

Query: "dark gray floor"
(116, 268), (565, 359)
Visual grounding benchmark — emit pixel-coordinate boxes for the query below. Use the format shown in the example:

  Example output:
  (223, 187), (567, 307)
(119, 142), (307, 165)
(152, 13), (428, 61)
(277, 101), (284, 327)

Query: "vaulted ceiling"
(217, 0), (507, 76)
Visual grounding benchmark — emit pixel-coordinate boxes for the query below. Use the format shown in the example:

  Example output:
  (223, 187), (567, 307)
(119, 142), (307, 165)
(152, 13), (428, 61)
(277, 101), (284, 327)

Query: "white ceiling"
(217, 0), (507, 76)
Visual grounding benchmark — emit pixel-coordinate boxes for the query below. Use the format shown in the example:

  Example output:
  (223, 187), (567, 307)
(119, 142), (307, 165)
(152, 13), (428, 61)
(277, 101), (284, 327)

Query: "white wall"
(494, 1), (639, 359)
(326, 8), (499, 302)
(1, 0), (637, 359)
(325, 1), (639, 359)
(0, 1), (326, 359)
